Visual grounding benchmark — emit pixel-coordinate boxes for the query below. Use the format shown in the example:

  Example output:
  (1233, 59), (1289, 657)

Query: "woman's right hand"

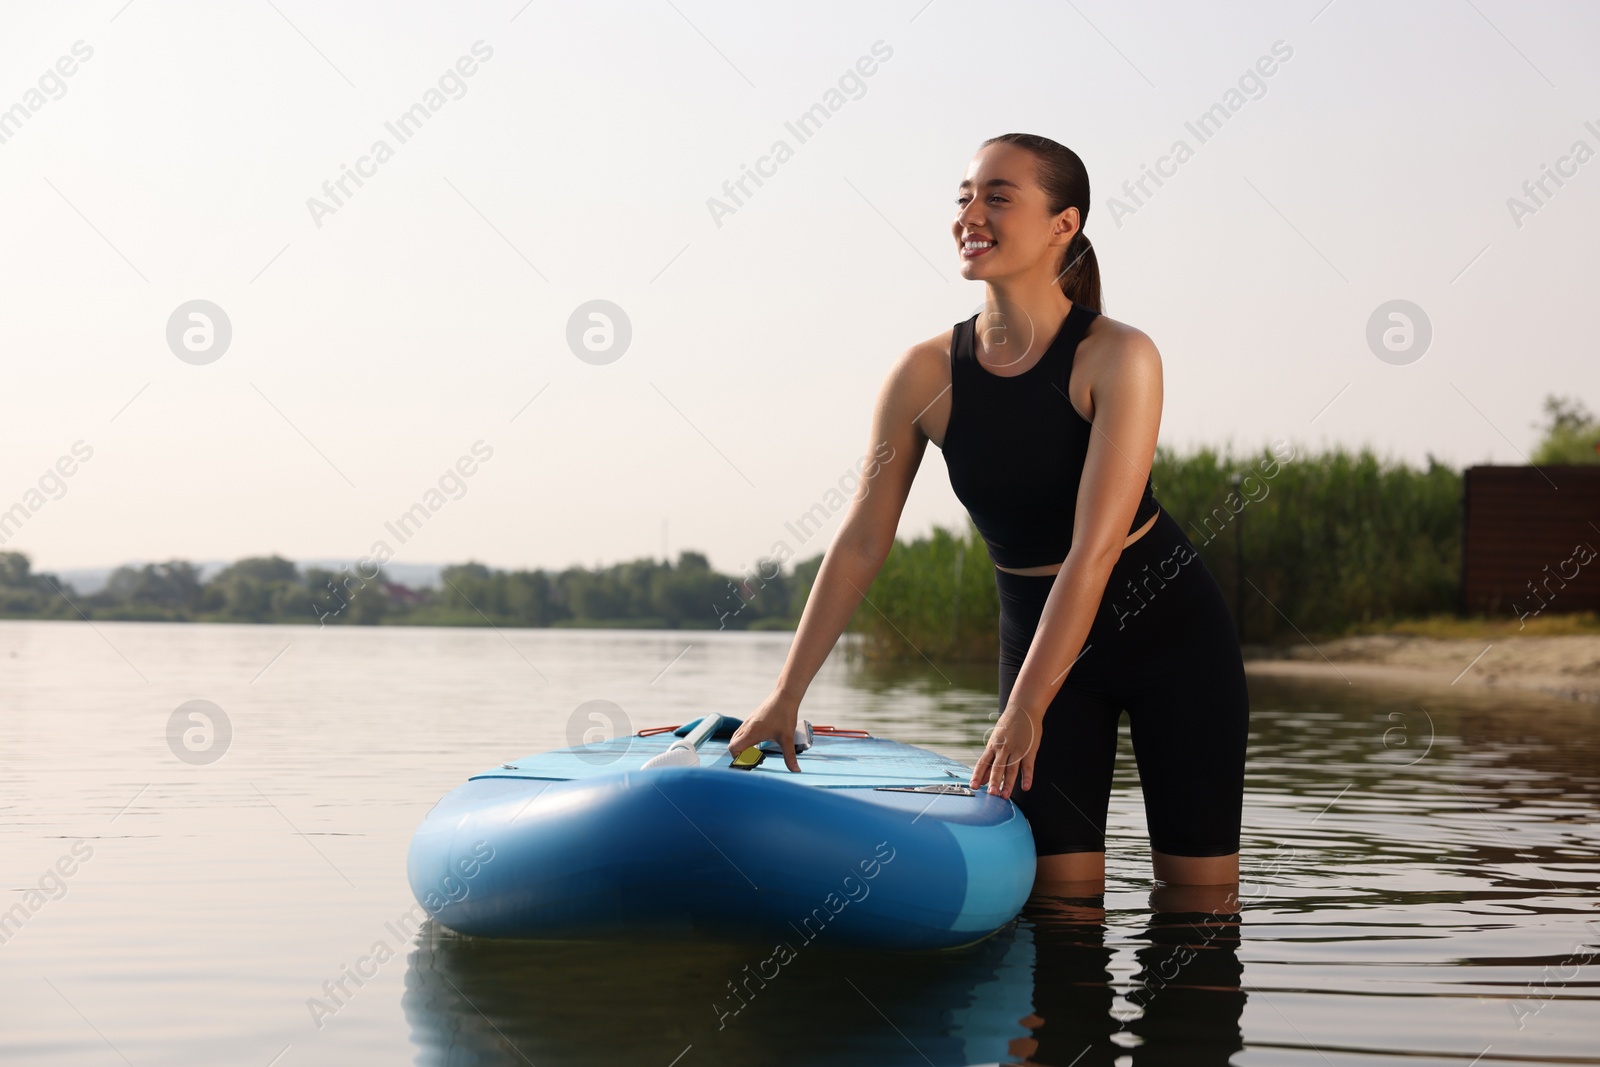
(726, 690), (803, 773)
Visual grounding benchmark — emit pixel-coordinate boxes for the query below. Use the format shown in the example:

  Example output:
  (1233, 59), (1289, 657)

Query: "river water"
(1, 620), (1595, 1065)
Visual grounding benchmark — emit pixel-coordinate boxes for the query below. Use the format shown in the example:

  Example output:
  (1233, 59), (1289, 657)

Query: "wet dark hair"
(979, 133), (1102, 313)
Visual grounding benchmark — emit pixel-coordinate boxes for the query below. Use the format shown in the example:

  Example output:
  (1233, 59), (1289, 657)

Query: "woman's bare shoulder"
(880, 324), (957, 393)
(1081, 310), (1161, 372)
(902, 322), (958, 366)
(870, 324), (959, 441)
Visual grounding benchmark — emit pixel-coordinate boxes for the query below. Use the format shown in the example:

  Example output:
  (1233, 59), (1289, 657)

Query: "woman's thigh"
(996, 567), (1124, 857)
(1005, 681), (1123, 856)
(1113, 537), (1250, 858)
(997, 507), (1250, 859)
(1124, 662), (1249, 858)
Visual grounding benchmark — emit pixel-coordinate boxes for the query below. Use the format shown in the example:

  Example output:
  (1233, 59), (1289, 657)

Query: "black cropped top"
(941, 303), (1160, 569)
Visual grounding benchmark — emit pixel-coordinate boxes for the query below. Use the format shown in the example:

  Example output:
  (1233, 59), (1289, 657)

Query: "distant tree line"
(1532, 395), (1600, 464)
(3, 397), (1590, 650)
(0, 550), (823, 630)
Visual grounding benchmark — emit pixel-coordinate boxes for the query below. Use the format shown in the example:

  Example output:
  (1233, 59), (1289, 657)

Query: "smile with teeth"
(962, 238), (995, 258)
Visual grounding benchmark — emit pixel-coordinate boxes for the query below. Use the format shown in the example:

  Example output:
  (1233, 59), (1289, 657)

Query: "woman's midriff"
(993, 507), (1161, 576)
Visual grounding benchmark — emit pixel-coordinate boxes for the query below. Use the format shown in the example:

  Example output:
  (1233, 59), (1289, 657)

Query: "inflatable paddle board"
(407, 715), (1035, 950)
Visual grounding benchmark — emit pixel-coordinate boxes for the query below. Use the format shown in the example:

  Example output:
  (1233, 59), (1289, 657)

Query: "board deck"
(479, 731), (974, 790)
(414, 719), (1034, 949)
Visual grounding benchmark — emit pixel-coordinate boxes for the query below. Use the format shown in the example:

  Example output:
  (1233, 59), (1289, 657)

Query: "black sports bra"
(940, 303), (1160, 569)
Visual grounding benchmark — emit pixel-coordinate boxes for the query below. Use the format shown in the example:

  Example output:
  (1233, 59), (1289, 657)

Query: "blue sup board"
(407, 715), (1037, 951)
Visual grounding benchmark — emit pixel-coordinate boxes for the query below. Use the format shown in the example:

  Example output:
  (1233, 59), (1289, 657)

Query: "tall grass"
(849, 443), (1462, 663)
(848, 518), (999, 664)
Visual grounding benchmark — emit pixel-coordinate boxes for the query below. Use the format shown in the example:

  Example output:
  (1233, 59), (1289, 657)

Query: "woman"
(727, 133), (1249, 898)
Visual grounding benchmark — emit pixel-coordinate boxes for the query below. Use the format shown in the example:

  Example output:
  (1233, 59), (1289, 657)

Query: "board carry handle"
(758, 719), (813, 756)
(640, 713), (726, 770)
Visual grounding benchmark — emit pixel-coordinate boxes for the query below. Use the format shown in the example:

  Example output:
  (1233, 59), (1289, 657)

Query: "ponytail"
(980, 133), (1103, 313)
(1055, 229), (1101, 314)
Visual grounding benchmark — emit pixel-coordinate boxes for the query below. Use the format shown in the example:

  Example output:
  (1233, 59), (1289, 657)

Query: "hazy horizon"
(3, 0), (1595, 576)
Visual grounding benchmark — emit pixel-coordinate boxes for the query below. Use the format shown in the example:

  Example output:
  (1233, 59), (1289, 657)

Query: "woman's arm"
(725, 341), (940, 770)
(971, 323), (1165, 798)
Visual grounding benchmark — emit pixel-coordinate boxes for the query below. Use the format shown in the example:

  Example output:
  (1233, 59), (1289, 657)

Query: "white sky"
(1, 0), (1595, 576)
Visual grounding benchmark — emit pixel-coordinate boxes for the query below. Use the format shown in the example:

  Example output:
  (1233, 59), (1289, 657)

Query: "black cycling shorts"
(997, 507), (1249, 857)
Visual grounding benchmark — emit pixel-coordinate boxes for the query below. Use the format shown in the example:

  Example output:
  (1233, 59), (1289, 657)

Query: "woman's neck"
(975, 287), (1075, 366)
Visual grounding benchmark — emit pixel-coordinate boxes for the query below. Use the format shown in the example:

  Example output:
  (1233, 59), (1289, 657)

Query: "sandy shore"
(1243, 633), (1600, 703)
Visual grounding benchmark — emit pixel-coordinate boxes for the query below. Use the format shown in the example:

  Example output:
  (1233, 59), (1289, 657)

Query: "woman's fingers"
(970, 743), (996, 788)
(726, 722), (763, 759)
(988, 741), (1011, 797)
(971, 714), (1039, 798)
(726, 716), (803, 771)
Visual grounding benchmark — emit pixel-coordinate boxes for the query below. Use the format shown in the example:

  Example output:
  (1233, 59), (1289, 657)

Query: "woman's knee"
(1151, 849), (1239, 888)
(1035, 850), (1106, 884)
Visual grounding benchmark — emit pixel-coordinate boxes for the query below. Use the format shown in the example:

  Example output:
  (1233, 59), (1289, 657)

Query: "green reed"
(846, 442), (1462, 662)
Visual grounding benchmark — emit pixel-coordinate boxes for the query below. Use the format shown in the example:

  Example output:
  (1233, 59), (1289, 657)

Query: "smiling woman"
(727, 133), (1251, 903)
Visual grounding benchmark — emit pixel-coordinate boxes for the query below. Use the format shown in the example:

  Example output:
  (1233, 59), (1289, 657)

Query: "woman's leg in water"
(999, 505), (1249, 894)
(1004, 677), (1123, 894)
(1118, 510), (1250, 901)
(1036, 851), (1106, 886)
(997, 567), (1123, 894)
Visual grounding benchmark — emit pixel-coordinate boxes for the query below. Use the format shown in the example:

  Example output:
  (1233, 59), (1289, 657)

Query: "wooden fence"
(1461, 465), (1600, 617)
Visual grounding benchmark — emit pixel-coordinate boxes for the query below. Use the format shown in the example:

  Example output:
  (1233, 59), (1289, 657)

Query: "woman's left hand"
(970, 705), (1043, 799)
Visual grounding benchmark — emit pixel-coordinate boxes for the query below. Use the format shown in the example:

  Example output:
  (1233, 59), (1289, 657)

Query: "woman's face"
(952, 142), (1078, 282)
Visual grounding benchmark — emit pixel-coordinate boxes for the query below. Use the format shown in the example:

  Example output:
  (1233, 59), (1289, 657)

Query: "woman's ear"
(1052, 206), (1080, 242)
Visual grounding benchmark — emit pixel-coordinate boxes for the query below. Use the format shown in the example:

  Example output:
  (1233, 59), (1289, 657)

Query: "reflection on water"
(1012, 898), (1246, 1067)
(402, 905), (1248, 1067)
(1, 622), (1597, 1065)
(400, 902), (1248, 1067)
(404, 919), (1029, 1066)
